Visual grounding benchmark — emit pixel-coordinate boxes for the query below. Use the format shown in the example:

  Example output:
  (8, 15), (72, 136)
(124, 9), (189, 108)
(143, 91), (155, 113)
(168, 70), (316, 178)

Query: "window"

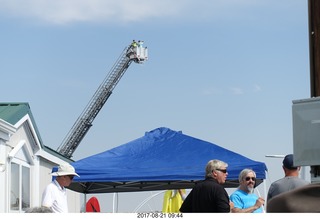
(10, 162), (30, 212)
(22, 165), (30, 210)
(10, 163), (19, 211)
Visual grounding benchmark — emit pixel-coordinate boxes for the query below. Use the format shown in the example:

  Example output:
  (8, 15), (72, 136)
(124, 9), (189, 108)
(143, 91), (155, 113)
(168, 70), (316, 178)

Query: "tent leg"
(264, 171), (268, 211)
(84, 194), (87, 213)
(113, 193), (118, 213)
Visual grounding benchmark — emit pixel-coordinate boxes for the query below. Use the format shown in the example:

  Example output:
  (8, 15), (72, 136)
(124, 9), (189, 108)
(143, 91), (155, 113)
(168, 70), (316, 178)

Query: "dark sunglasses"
(245, 177), (256, 181)
(216, 169), (227, 173)
(67, 175), (74, 180)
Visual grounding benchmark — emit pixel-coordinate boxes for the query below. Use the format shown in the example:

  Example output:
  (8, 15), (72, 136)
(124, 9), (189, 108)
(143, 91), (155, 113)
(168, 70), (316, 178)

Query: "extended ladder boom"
(57, 42), (148, 158)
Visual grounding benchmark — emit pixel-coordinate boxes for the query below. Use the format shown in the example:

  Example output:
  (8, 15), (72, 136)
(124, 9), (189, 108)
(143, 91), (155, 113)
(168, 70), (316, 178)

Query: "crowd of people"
(178, 154), (312, 213)
(31, 153), (313, 213)
(179, 159), (265, 213)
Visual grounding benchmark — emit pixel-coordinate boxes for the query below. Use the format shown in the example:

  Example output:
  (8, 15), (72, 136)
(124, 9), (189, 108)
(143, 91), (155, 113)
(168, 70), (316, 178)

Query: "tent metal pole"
(112, 192), (118, 213)
(263, 177), (267, 212)
(84, 194), (87, 212)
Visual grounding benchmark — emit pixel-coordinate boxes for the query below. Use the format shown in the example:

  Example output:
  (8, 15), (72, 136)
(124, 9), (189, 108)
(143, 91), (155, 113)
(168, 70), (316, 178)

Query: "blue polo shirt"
(230, 189), (263, 213)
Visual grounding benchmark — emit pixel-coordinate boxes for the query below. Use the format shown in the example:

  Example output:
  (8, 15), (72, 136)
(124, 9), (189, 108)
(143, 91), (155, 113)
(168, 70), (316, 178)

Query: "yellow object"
(162, 190), (185, 213)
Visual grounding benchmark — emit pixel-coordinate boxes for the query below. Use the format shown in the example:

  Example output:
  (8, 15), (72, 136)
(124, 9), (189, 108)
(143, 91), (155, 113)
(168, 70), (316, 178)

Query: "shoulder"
(230, 190), (243, 199)
(267, 183), (320, 212)
(44, 181), (60, 192)
(294, 177), (310, 183)
(231, 189), (244, 195)
(44, 181), (55, 189)
(202, 179), (228, 193)
(270, 177), (286, 185)
(284, 176), (310, 185)
(270, 177), (307, 186)
(202, 178), (220, 186)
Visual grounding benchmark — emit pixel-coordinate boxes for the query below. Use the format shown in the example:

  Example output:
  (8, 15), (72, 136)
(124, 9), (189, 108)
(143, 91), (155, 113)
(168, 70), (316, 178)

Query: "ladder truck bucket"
(127, 47), (148, 63)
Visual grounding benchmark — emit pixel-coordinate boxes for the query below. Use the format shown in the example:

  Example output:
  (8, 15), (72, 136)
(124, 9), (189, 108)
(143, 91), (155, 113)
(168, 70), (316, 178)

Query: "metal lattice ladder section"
(57, 46), (137, 158)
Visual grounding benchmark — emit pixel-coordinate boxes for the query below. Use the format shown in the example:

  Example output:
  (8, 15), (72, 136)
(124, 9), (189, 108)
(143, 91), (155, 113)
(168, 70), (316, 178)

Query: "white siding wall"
(0, 118), (81, 213)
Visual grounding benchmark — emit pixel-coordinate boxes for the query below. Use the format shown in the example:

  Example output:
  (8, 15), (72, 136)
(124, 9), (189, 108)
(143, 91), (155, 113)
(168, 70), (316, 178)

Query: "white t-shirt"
(42, 180), (68, 213)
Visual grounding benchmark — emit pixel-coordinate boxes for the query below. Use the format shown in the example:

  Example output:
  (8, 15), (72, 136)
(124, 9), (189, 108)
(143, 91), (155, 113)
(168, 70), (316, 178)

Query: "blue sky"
(0, 0), (311, 212)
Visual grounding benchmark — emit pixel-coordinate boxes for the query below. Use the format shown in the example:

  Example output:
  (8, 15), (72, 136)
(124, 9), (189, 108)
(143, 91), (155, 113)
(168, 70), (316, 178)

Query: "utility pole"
(309, 0), (320, 97)
(308, 0), (320, 182)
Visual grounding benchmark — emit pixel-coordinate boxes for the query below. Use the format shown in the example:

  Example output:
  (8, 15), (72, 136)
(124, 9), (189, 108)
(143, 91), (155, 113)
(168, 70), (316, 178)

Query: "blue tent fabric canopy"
(67, 127), (267, 194)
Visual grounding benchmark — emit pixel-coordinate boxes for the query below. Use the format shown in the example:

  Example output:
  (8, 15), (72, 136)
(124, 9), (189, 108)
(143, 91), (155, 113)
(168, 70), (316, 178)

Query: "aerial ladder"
(57, 41), (148, 158)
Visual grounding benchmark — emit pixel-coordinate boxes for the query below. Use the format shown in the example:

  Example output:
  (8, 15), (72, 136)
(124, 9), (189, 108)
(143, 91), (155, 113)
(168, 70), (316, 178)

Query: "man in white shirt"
(42, 163), (79, 213)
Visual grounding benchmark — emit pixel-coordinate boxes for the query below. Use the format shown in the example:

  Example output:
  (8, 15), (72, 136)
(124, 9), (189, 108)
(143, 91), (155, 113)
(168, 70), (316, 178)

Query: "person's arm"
(231, 197), (265, 213)
(215, 188), (231, 212)
(267, 184), (275, 201)
(229, 201), (234, 212)
(178, 189), (187, 201)
(41, 184), (54, 209)
(179, 190), (192, 212)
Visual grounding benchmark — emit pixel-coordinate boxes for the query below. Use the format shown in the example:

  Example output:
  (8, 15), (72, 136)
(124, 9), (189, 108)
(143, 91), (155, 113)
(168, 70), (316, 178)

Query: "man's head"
(51, 163), (79, 187)
(238, 168), (256, 193)
(282, 154), (298, 170)
(282, 154), (301, 176)
(205, 159), (228, 184)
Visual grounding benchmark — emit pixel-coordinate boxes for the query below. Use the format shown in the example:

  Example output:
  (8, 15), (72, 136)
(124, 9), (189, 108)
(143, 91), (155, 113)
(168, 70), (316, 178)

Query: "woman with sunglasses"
(229, 168), (265, 213)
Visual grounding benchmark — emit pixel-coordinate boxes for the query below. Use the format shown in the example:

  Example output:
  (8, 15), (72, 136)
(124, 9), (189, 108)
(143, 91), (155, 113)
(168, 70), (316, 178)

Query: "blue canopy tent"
(67, 127), (267, 194)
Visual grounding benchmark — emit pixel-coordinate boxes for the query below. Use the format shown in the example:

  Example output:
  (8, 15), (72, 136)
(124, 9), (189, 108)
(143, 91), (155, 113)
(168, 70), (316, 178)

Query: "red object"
(86, 197), (101, 212)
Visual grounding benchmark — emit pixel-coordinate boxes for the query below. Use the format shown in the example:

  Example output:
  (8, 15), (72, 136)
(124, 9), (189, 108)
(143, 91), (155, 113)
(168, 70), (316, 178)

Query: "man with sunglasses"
(230, 168), (265, 213)
(179, 159), (231, 212)
(42, 163), (80, 213)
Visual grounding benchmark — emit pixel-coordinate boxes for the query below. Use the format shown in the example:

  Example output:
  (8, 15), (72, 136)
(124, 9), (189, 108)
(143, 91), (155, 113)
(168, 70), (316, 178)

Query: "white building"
(0, 103), (81, 213)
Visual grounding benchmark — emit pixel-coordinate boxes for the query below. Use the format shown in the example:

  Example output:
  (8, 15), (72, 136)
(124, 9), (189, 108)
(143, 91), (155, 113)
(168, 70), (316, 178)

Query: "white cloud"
(0, 0), (265, 25)
(230, 87), (244, 95)
(0, 0), (188, 25)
